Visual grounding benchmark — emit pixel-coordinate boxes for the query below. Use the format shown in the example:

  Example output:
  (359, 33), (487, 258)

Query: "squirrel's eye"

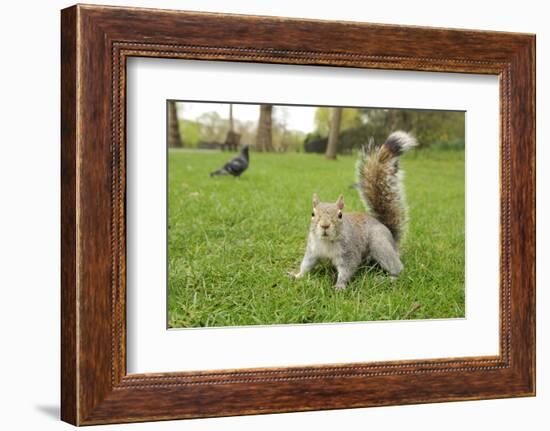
(338, 212), (343, 219)
(311, 212), (315, 217)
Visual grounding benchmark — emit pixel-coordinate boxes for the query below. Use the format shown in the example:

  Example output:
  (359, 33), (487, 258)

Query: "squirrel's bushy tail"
(356, 131), (417, 243)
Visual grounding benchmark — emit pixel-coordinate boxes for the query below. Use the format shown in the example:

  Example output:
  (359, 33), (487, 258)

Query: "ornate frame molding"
(61, 5), (535, 425)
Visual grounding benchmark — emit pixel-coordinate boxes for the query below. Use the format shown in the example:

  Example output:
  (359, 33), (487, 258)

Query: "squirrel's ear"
(312, 193), (320, 208)
(336, 194), (344, 210)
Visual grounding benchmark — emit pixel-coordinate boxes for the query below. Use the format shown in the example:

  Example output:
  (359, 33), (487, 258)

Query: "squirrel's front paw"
(334, 283), (347, 291)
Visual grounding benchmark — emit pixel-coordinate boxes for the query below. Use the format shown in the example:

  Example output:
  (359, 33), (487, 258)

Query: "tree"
(167, 101), (183, 148)
(361, 108), (465, 149)
(314, 107), (362, 136)
(234, 120), (256, 147)
(325, 107), (343, 160)
(223, 104), (241, 151)
(228, 104), (234, 133)
(272, 107), (296, 152)
(197, 111), (227, 143)
(256, 104), (273, 152)
(179, 119), (201, 148)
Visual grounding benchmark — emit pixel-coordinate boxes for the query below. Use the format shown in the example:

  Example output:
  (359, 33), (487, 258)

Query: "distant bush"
(304, 109), (466, 155)
(179, 119), (201, 148)
(304, 126), (371, 154)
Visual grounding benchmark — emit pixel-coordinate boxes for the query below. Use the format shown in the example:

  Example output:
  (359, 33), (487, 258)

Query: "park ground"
(167, 149), (465, 328)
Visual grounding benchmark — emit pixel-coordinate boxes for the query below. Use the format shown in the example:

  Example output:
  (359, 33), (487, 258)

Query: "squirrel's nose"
(321, 224), (330, 230)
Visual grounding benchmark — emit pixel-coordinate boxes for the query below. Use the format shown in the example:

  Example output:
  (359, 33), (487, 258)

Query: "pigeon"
(210, 145), (250, 177)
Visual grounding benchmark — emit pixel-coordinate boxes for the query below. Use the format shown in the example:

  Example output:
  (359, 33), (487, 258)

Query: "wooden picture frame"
(61, 4), (535, 425)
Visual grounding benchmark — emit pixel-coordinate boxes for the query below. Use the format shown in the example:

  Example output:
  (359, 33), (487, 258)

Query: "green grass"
(168, 149), (465, 328)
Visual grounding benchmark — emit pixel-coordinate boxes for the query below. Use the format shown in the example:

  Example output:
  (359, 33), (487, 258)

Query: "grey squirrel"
(289, 131), (417, 290)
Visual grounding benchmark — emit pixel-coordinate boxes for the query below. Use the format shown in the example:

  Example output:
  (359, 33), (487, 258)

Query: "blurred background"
(168, 101), (465, 157)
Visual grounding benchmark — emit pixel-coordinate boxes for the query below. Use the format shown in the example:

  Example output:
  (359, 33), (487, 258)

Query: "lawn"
(167, 149), (465, 328)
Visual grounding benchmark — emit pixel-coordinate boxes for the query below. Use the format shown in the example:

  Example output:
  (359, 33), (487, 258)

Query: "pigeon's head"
(241, 145), (250, 159)
(310, 193), (344, 241)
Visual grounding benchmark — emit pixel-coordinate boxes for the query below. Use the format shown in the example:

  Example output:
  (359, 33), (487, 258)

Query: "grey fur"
(289, 131), (416, 290)
(383, 131), (417, 155)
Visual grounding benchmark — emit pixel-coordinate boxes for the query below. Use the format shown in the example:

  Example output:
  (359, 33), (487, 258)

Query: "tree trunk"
(400, 110), (412, 131)
(256, 104), (273, 152)
(229, 104), (234, 133)
(387, 109), (398, 130)
(167, 101), (183, 148)
(325, 107), (342, 160)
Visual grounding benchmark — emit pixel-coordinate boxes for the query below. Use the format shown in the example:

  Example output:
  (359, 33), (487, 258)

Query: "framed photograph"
(61, 4), (535, 425)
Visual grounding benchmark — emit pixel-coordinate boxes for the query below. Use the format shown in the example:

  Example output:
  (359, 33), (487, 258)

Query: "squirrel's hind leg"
(370, 238), (403, 278)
